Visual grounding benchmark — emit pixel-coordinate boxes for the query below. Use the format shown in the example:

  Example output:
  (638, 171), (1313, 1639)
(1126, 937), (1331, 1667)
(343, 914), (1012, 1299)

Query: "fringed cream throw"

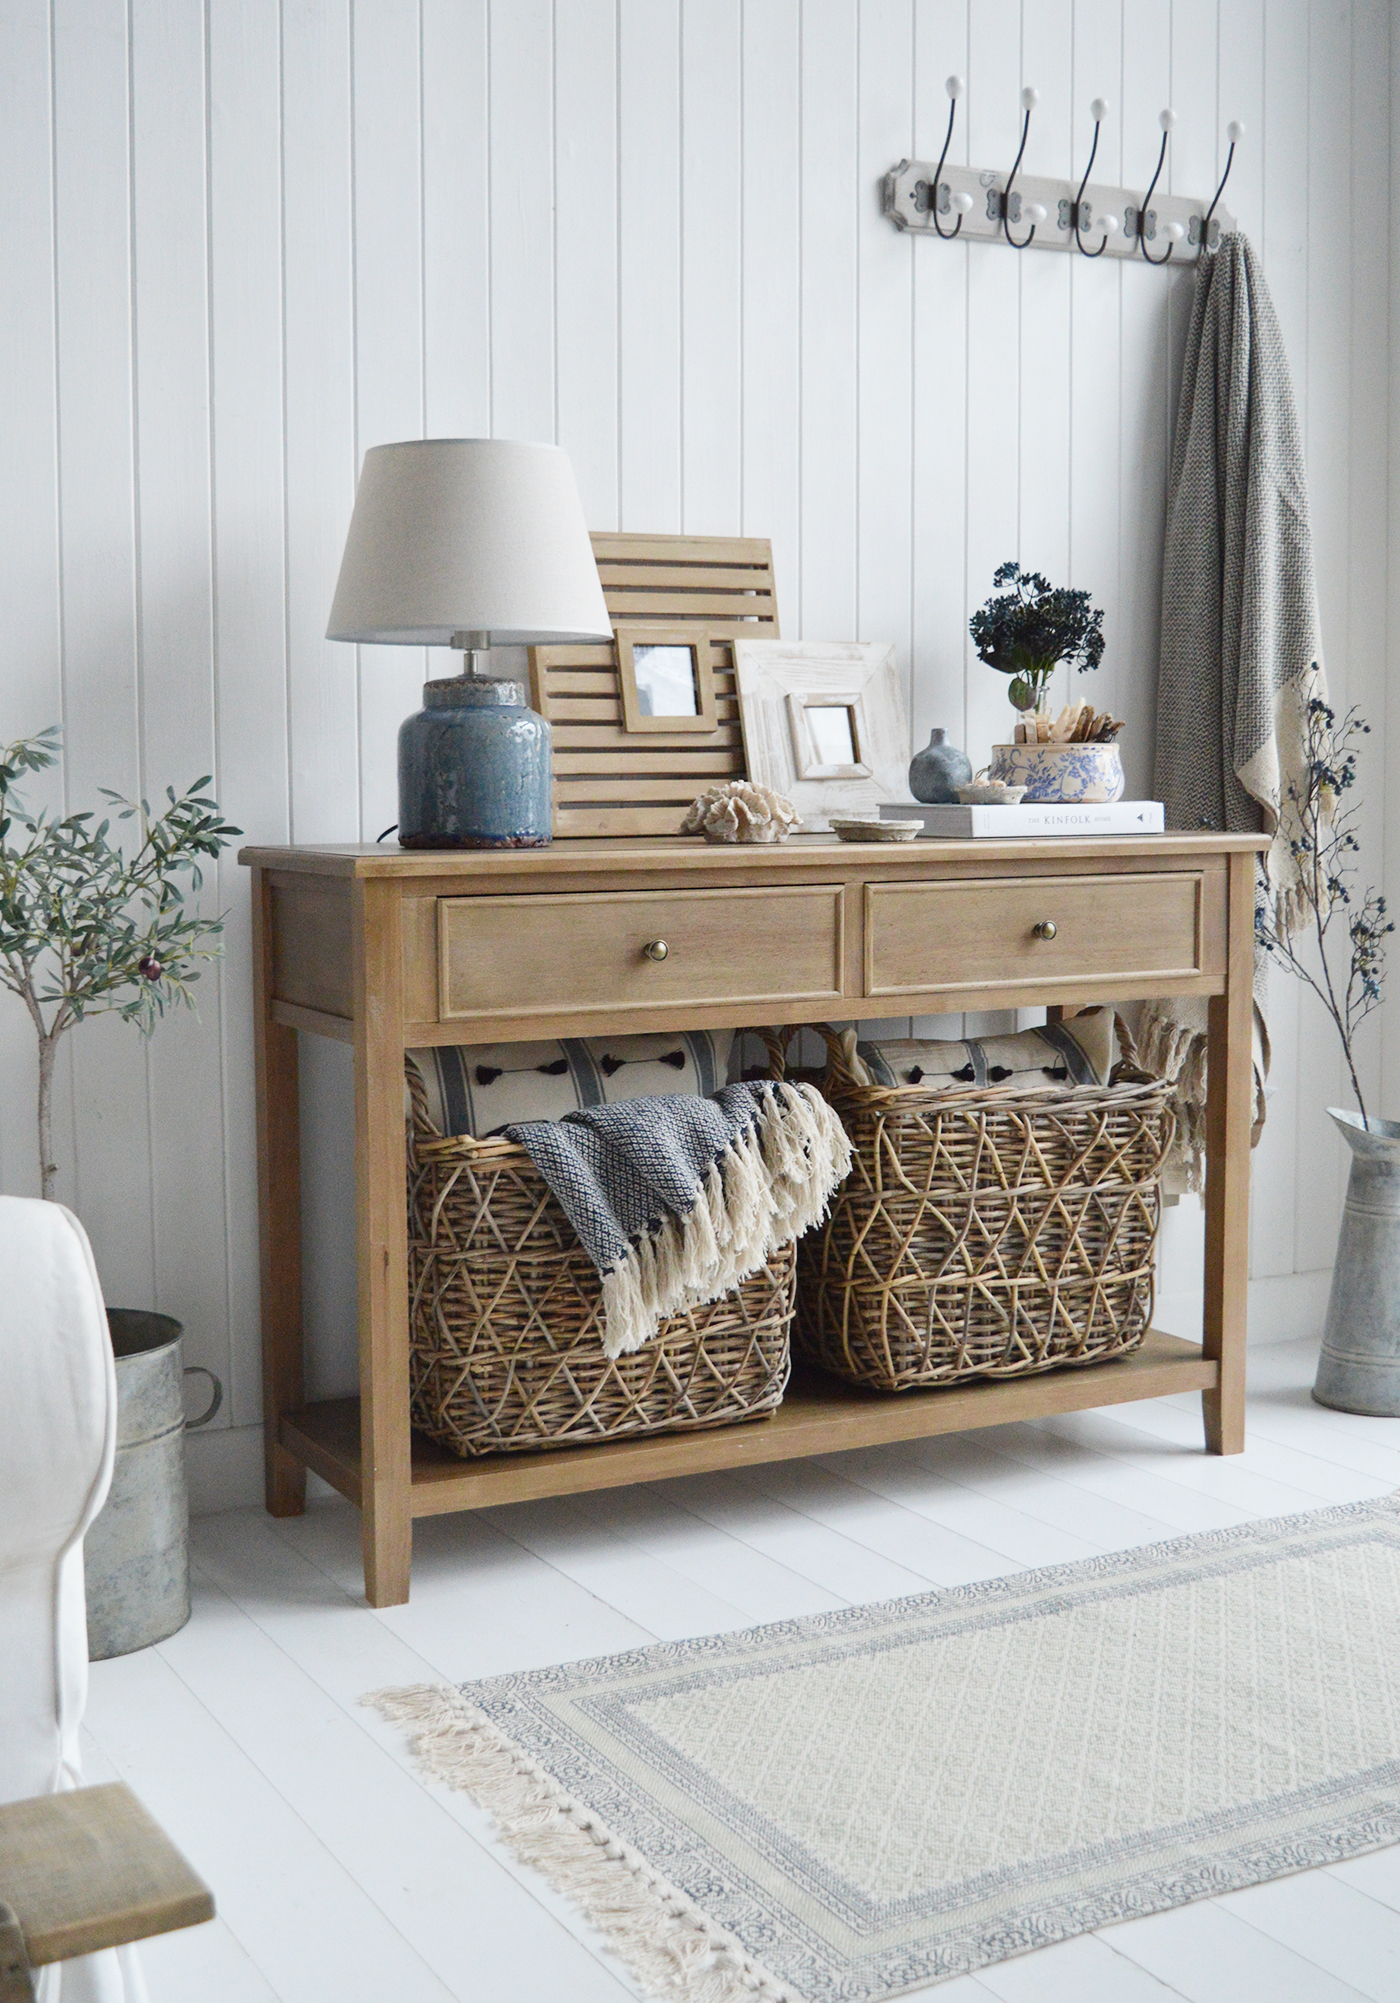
(506, 1082), (851, 1357)
(1145, 232), (1325, 1189)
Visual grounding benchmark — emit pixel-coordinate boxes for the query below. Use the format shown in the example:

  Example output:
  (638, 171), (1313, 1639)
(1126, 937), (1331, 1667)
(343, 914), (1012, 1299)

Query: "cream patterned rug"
(371, 1495), (1400, 2001)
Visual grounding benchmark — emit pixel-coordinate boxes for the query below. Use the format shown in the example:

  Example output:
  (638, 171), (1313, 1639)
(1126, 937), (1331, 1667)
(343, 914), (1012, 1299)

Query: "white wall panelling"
(0, 1), (1391, 1500)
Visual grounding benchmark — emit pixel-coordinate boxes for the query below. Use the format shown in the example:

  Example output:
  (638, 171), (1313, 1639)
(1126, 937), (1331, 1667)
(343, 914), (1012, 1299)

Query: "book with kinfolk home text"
(878, 800), (1167, 838)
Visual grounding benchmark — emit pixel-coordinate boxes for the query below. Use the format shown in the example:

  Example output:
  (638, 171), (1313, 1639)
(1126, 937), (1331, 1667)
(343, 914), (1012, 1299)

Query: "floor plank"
(973, 1930), (1187, 2001)
(663, 1459), (1000, 1593)
(891, 1430), (1183, 1542)
(1217, 1875), (1400, 2001)
(189, 1513), (641, 1999)
(814, 1437), (1112, 1566)
(561, 1477), (846, 1621)
(1100, 1901), (1376, 2003)
(83, 1634), (464, 2003)
(273, 1499), (657, 1679)
(482, 1491), (756, 1640)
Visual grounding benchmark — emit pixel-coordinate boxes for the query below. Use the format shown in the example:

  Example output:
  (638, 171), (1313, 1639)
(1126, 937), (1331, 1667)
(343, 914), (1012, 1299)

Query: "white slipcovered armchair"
(0, 1195), (146, 2002)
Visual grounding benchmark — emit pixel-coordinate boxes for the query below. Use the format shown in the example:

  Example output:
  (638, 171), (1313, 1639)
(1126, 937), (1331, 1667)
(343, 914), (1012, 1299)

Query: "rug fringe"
(366, 1683), (804, 2003)
(600, 1081), (852, 1358)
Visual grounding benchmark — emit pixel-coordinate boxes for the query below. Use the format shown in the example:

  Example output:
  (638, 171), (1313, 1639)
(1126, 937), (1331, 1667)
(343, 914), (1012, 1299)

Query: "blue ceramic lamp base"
(397, 673), (553, 849)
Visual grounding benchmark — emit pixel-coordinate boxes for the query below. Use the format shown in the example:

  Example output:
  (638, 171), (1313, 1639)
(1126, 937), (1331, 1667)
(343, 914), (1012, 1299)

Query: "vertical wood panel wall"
(0, 0), (1390, 1490)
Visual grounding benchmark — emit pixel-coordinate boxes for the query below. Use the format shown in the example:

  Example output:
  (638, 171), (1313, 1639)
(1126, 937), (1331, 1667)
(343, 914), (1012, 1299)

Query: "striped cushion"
(407, 1029), (736, 1139)
(840, 1009), (1117, 1092)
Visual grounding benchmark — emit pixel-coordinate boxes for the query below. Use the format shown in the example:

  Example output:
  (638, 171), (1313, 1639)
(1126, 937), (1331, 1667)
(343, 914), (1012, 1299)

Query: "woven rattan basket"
(786, 1027), (1174, 1391)
(405, 1065), (794, 1456)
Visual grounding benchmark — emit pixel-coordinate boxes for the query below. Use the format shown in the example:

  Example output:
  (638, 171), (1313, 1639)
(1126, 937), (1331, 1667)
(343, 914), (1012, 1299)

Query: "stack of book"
(878, 799), (1166, 838)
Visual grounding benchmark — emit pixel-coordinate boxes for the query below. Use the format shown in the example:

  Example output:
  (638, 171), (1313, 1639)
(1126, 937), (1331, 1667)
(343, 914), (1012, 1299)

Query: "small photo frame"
(616, 625), (717, 734)
(785, 693), (873, 780)
(733, 639), (909, 830)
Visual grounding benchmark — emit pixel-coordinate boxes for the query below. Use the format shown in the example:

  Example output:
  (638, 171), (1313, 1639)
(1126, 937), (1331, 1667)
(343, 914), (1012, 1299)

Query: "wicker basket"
(786, 1027), (1174, 1391)
(405, 1065), (794, 1456)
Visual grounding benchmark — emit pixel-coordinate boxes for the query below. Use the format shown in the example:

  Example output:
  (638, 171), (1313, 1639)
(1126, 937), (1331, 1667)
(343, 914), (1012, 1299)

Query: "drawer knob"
(643, 938), (670, 963)
(1032, 919), (1058, 942)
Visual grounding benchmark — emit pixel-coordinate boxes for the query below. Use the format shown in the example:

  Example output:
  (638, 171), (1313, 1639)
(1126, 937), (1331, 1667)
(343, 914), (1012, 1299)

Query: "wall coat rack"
(885, 83), (1240, 262)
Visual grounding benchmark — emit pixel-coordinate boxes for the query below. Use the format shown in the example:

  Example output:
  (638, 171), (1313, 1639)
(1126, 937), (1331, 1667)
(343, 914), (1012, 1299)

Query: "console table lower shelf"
(281, 1330), (1214, 1517)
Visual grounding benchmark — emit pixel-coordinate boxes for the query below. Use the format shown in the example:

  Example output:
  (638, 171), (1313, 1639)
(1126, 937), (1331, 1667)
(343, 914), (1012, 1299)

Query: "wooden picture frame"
(528, 533), (780, 837)
(733, 639), (909, 830)
(615, 625), (717, 734)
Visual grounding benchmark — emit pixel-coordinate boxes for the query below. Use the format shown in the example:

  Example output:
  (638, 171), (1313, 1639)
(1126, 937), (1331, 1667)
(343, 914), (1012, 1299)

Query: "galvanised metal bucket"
(1313, 1109), (1400, 1417)
(84, 1311), (222, 1661)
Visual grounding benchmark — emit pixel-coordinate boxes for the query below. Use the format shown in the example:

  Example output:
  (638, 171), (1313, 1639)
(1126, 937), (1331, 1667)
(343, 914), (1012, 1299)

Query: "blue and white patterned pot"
(987, 740), (1125, 804)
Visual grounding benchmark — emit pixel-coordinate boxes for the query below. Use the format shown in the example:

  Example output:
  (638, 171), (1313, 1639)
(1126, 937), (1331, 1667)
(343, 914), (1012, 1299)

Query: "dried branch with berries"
(1255, 688), (1392, 1126)
(0, 729), (240, 1198)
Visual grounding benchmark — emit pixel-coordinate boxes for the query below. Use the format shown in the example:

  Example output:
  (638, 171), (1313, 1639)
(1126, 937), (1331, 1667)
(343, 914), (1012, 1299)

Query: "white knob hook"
(930, 76), (968, 239)
(999, 83), (1040, 247)
(1098, 211), (1120, 237)
(1135, 108), (1176, 260)
(1203, 118), (1245, 241)
(1071, 95), (1112, 254)
(952, 190), (975, 215)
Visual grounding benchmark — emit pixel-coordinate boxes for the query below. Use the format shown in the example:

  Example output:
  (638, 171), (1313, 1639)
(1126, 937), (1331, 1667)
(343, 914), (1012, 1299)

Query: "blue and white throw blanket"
(506, 1081), (851, 1358)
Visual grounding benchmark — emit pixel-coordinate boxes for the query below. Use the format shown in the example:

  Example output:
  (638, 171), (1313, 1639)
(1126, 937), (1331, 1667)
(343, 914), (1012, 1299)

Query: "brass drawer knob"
(1032, 920), (1058, 942)
(643, 939), (670, 963)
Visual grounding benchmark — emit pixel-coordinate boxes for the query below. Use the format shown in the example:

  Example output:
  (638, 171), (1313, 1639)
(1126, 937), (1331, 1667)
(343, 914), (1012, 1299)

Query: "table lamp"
(326, 439), (611, 847)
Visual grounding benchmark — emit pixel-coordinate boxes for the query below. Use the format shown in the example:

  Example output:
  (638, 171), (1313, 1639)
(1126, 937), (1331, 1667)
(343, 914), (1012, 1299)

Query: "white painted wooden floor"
(80, 1338), (1400, 2003)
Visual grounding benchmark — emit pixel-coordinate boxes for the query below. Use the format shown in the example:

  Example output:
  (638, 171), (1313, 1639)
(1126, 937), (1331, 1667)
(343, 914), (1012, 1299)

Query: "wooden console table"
(241, 831), (1264, 1607)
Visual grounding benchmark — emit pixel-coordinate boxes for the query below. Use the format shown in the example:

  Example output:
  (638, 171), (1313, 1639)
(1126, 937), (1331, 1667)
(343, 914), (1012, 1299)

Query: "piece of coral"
(679, 780), (802, 844)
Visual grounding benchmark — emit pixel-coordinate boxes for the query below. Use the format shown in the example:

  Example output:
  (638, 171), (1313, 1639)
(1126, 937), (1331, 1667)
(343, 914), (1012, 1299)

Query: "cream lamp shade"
(325, 438), (611, 647)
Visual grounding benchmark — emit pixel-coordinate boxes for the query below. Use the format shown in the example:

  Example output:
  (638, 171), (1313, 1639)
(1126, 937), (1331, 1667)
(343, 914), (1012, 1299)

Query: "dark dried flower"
(969, 561), (1105, 712)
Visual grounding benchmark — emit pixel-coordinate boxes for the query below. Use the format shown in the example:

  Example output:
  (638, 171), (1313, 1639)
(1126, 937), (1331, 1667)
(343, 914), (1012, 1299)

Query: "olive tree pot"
(84, 1310), (221, 1660)
(1313, 1109), (1400, 1417)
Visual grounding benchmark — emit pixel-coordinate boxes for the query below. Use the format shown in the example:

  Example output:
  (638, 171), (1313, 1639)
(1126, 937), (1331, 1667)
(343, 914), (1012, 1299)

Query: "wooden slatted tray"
(529, 532), (779, 837)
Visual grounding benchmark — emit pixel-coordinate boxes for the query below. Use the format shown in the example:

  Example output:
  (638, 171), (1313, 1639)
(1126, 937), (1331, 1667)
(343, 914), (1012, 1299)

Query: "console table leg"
(1201, 851), (1254, 1454)
(354, 880), (413, 1606)
(252, 866), (306, 1518)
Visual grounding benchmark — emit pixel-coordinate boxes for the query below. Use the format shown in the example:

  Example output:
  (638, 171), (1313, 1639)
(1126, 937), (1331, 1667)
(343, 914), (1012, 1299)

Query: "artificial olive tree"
(0, 728), (239, 1198)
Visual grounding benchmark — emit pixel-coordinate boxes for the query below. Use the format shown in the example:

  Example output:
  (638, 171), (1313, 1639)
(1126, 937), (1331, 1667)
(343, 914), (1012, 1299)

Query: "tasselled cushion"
(838, 1007), (1117, 1092)
(407, 1028), (736, 1138)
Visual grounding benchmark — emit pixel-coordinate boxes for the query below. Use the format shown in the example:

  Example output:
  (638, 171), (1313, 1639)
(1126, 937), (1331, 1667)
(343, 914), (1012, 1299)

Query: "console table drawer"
(439, 884), (845, 1022)
(865, 870), (1211, 1001)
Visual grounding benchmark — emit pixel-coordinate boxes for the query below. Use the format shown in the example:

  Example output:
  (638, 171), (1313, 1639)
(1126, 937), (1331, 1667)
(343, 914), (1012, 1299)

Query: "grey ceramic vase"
(398, 674), (552, 848)
(908, 727), (973, 804)
(1312, 1109), (1400, 1416)
(85, 1311), (221, 1660)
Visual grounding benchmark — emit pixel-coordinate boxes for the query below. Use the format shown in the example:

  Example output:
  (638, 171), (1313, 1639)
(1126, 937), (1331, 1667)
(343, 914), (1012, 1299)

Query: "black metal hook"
(1068, 98), (1117, 256)
(1201, 120), (1243, 249)
(1001, 87), (1040, 249)
(1133, 109), (1175, 264)
(927, 77), (966, 239)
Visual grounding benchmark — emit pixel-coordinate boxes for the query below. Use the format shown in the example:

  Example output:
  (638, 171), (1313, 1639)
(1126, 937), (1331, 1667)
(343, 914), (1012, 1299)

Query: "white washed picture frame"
(732, 639), (909, 830)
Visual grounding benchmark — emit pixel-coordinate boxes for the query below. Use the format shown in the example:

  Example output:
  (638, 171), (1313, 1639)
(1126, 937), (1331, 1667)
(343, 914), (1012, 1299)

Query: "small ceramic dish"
(829, 817), (921, 842)
(955, 783), (1027, 806)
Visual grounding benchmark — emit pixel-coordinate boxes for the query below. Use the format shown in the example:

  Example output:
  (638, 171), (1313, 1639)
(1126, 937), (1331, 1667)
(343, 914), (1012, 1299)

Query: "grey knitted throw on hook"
(1142, 232), (1326, 1187)
(506, 1082), (851, 1358)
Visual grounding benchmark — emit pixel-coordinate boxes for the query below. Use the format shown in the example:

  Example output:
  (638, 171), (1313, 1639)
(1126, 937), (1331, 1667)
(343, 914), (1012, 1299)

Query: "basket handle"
(1108, 1008), (1159, 1086)
(404, 1055), (442, 1143)
(814, 1024), (863, 1093)
(757, 1026), (796, 1081)
(756, 1024), (853, 1089)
